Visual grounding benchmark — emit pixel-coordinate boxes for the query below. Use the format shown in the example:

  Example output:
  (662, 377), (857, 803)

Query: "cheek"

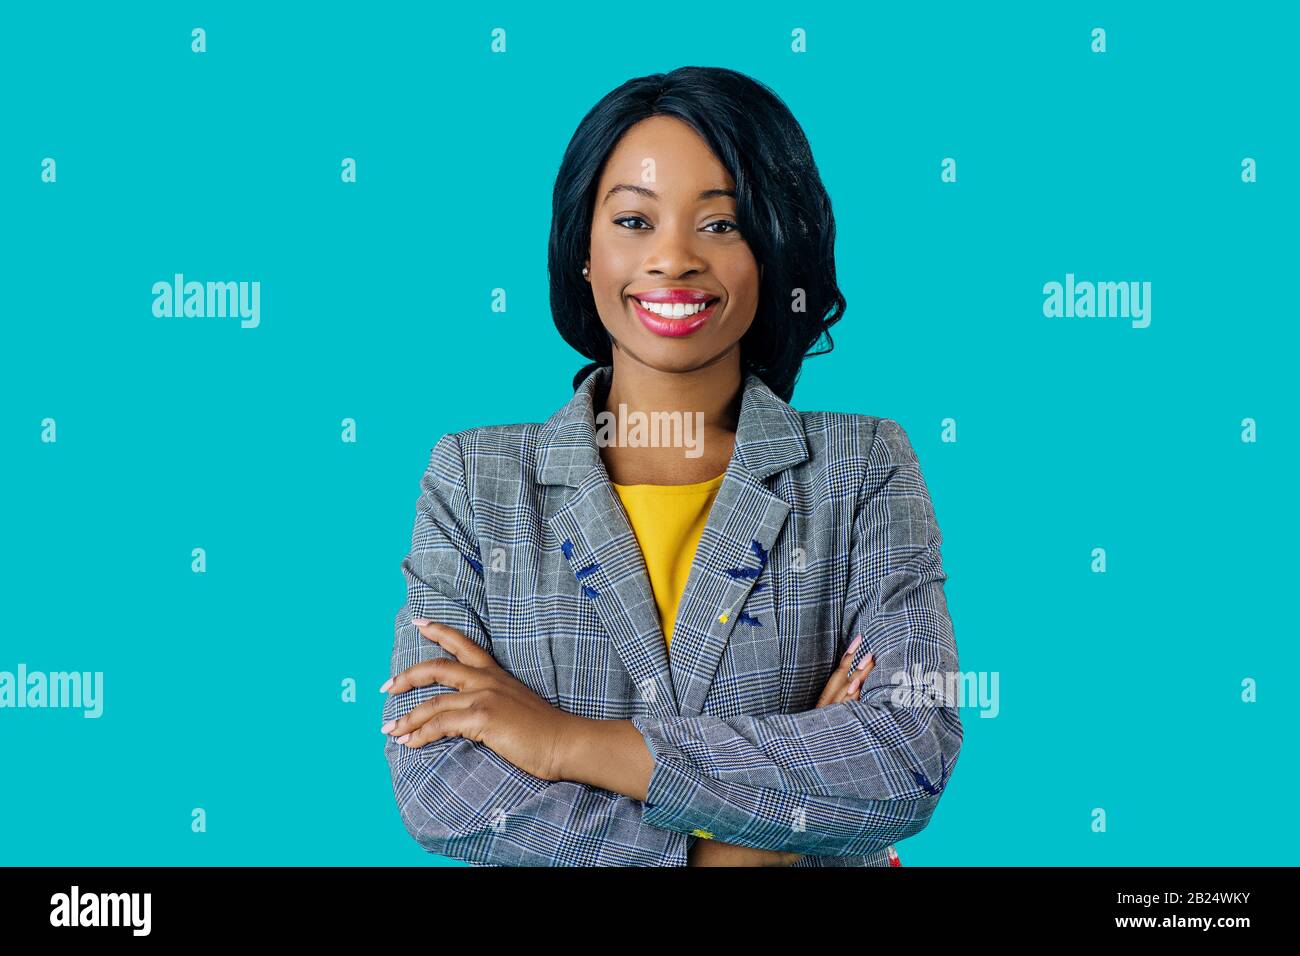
(589, 256), (635, 317)
(590, 288), (634, 341)
(596, 283), (629, 324)
(720, 254), (761, 299)
(721, 273), (761, 330)
(591, 241), (638, 278)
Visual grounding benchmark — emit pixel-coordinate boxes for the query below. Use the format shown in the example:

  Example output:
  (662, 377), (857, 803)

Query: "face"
(585, 115), (761, 375)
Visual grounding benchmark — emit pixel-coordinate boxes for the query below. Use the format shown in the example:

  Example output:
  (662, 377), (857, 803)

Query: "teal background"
(1, 2), (1295, 865)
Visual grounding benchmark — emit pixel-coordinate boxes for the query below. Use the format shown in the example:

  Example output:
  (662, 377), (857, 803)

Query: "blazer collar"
(537, 365), (809, 487)
(539, 365), (809, 719)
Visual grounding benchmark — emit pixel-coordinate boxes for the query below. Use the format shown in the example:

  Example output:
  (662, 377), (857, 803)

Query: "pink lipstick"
(629, 288), (721, 338)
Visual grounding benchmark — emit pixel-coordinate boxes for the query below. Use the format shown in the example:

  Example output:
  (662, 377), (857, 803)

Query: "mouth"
(629, 295), (721, 338)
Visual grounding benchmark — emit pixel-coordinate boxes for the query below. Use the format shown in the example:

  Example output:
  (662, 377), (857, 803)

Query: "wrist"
(554, 717), (654, 800)
(555, 713), (601, 782)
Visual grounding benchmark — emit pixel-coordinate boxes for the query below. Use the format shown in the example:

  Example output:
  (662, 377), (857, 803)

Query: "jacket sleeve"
(629, 418), (962, 857)
(383, 433), (692, 866)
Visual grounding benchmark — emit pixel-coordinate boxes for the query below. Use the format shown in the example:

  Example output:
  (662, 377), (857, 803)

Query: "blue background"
(1, 2), (1295, 865)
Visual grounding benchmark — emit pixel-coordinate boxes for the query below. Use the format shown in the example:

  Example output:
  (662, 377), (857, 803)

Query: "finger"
(816, 634), (863, 708)
(815, 670), (847, 708)
(382, 697), (440, 738)
(384, 656), (478, 696)
(817, 635), (862, 706)
(400, 698), (483, 748)
(417, 622), (496, 669)
(383, 688), (479, 738)
(842, 652), (876, 701)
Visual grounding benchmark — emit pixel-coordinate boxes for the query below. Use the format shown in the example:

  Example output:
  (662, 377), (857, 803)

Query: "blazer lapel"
(539, 368), (678, 718)
(667, 374), (809, 717)
(536, 366), (809, 720)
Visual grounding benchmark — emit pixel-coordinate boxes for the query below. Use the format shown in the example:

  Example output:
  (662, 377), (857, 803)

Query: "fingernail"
(396, 733), (411, 744)
(379, 678), (393, 693)
(380, 721), (396, 734)
(848, 634), (862, 653)
(411, 617), (430, 626)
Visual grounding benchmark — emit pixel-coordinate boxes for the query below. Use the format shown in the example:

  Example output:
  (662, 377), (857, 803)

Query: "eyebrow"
(602, 183), (736, 205)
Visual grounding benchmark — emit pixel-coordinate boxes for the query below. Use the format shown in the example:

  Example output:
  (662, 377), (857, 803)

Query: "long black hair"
(548, 66), (845, 403)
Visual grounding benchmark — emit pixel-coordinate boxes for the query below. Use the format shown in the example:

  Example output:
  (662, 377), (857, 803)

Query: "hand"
(815, 633), (875, 708)
(688, 635), (876, 866)
(688, 838), (803, 867)
(380, 620), (581, 782)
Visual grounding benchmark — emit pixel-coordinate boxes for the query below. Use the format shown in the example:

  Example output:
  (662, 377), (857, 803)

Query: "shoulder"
(797, 410), (920, 474)
(418, 421), (546, 499)
(789, 412), (936, 537)
(435, 422), (545, 461)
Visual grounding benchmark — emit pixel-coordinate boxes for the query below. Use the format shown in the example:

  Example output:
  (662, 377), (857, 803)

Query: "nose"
(641, 221), (708, 277)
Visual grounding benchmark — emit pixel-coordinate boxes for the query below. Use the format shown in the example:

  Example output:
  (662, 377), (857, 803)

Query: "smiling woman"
(585, 120), (758, 370)
(381, 66), (961, 868)
(550, 69), (846, 406)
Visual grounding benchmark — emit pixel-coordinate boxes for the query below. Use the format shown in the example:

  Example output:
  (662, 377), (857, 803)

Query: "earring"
(582, 266), (589, 277)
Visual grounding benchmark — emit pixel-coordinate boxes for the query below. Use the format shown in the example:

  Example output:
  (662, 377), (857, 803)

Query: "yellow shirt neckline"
(610, 471), (726, 494)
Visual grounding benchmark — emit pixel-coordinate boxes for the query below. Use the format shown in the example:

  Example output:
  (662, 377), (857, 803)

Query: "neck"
(594, 345), (744, 484)
(603, 348), (743, 432)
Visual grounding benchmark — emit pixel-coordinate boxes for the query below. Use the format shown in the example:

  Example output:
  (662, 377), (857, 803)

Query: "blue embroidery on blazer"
(912, 754), (950, 796)
(559, 539), (600, 597)
(464, 552), (484, 576)
(736, 611), (763, 627)
(723, 538), (769, 580)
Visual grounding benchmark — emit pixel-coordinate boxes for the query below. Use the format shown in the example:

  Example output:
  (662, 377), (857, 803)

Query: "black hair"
(547, 66), (845, 403)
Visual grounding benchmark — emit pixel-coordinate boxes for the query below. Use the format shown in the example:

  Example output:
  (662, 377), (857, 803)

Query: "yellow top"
(610, 471), (726, 649)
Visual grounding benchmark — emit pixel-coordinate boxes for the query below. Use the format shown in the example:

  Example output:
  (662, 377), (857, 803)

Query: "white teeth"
(635, 298), (715, 317)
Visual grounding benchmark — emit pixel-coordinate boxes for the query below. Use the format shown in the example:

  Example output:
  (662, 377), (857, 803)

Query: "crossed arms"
(382, 421), (962, 865)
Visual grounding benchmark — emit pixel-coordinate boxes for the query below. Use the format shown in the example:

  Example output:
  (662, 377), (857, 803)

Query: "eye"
(613, 216), (650, 230)
(704, 220), (739, 234)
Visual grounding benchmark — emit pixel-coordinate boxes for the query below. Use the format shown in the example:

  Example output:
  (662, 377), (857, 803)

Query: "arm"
(383, 433), (692, 866)
(587, 418), (962, 857)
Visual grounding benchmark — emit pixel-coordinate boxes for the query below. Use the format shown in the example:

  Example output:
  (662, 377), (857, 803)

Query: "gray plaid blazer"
(383, 364), (961, 866)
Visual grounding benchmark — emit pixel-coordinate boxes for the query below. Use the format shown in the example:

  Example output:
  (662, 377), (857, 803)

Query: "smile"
(630, 296), (720, 337)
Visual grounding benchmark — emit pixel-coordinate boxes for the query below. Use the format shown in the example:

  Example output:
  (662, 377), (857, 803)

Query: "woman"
(380, 66), (961, 866)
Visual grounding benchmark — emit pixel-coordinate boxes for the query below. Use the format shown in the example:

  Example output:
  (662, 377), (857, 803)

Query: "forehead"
(597, 115), (734, 194)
